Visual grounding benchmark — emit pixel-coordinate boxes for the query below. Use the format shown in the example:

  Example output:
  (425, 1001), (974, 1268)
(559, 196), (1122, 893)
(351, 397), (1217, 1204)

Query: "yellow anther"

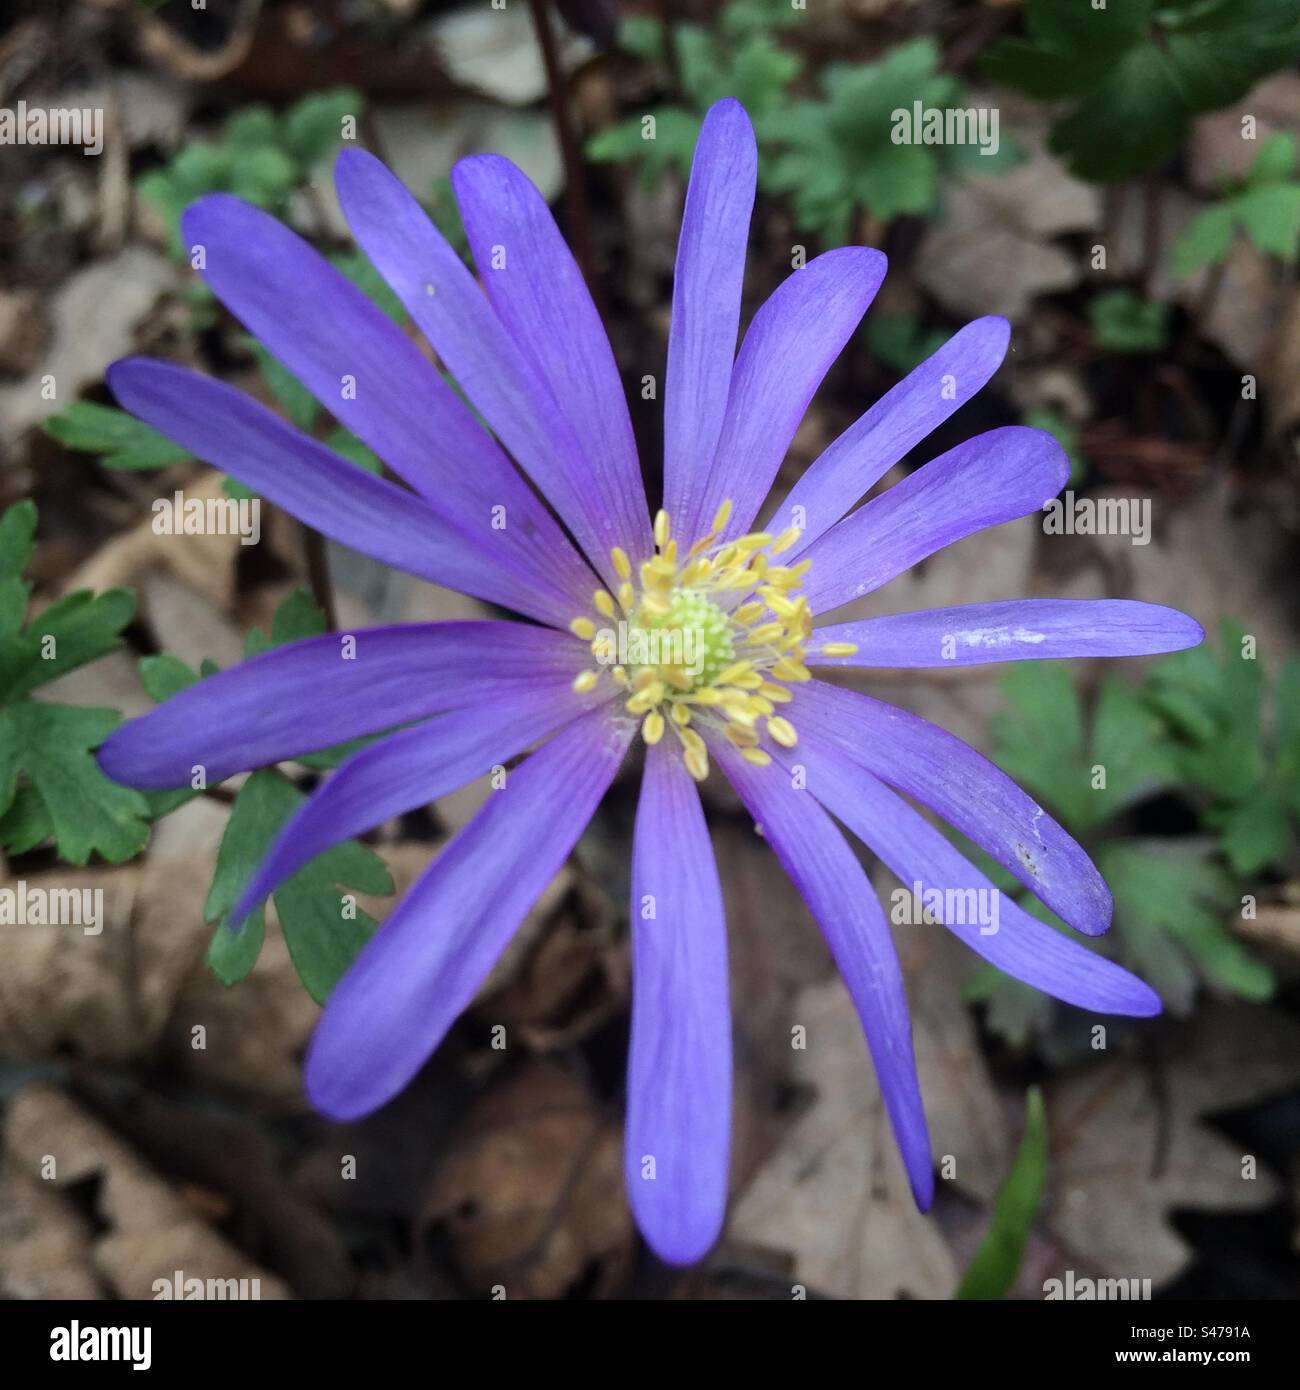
(631, 668), (659, 693)
(819, 642), (859, 658)
(660, 665), (694, 692)
(714, 545), (737, 569)
(570, 616), (596, 640)
(732, 672), (764, 690)
(617, 581), (635, 612)
(735, 532), (772, 553)
(593, 590), (616, 619)
(749, 695), (774, 717)
(716, 660), (754, 686)
(748, 553), (769, 578)
(764, 592), (799, 620)
(654, 509), (671, 548)
(643, 711), (666, 745)
(687, 687), (724, 706)
(724, 722), (760, 748)
(611, 547), (632, 580)
(741, 747), (772, 767)
(640, 592), (672, 617)
(711, 499), (733, 533)
(679, 558), (711, 586)
(612, 666), (629, 686)
(771, 657), (811, 683)
(663, 538), (678, 564)
(734, 600), (765, 625)
(590, 636), (614, 661)
(745, 622), (785, 646)
(671, 702), (692, 726)
(759, 682), (793, 704)
(684, 742), (710, 781)
(680, 727), (706, 755)
(771, 526), (802, 555)
(766, 716), (798, 748)
(573, 670), (599, 693)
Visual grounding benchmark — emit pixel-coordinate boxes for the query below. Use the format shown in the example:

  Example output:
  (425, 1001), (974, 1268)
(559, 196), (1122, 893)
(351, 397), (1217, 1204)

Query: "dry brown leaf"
(0, 1156), (102, 1299)
(4, 1084), (290, 1299)
(729, 976), (958, 1299)
(1045, 1004), (1300, 1286)
(421, 1059), (634, 1298)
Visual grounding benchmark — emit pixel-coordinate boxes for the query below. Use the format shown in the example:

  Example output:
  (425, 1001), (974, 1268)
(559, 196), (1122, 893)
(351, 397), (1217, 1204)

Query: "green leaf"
(282, 87), (362, 169)
(0, 702), (150, 863)
(955, 1089), (1048, 1300)
(324, 427), (382, 476)
(983, 0), (1300, 182)
(204, 768), (392, 1001)
(1235, 182), (1300, 260)
(1099, 838), (1272, 1012)
(1246, 131), (1297, 185)
(332, 249), (407, 323)
(990, 663), (1092, 828)
(0, 500), (37, 585)
(1087, 289), (1169, 354)
(1169, 204), (1236, 275)
(0, 588), (136, 700)
(43, 402), (191, 471)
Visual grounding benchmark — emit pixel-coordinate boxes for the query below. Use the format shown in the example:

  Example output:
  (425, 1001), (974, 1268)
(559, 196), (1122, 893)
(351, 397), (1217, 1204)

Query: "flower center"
(568, 501), (857, 781)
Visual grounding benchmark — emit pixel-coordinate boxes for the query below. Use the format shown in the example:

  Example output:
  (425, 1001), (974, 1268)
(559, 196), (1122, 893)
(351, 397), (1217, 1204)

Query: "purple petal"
(801, 425), (1068, 615)
(626, 741), (731, 1265)
(712, 739), (934, 1211)
(811, 599), (1204, 667)
(681, 247), (887, 542)
(796, 680), (1112, 937)
(663, 100), (756, 530)
(230, 687), (587, 929)
(107, 359), (579, 626)
(305, 707), (633, 1119)
(180, 194), (591, 614)
(772, 316), (1010, 551)
(786, 735), (1161, 1016)
(451, 153), (652, 564)
(335, 149), (638, 588)
(99, 621), (581, 788)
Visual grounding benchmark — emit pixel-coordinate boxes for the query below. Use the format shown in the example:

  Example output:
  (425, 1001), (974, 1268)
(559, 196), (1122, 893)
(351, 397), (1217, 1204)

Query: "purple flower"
(100, 99), (1201, 1265)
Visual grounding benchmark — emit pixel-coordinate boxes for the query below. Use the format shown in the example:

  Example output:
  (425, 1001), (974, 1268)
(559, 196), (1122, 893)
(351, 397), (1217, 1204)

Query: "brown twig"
(527, 0), (599, 292)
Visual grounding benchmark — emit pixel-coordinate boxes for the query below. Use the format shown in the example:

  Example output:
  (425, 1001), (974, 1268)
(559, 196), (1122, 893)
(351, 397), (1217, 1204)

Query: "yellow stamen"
(570, 616), (596, 640)
(819, 641), (859, 658)
(643, 711), (665, 745)
(654, 508), (671, 548)
(741, 747), (772, 767)
(766, 716), (798, 748)
(573, 671), (599, 693)
(593, 590), (616, 619)
(611, 547), (632, 580)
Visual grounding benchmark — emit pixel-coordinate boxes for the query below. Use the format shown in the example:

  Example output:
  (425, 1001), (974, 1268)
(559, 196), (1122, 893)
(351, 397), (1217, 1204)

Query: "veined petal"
(712, 738), (933, 1211)
(810, 599), (1204, 668)
(306, 707), (633, 1120)
(796, 680), (1112, 937)
(681, 247), (887, 542)
(786, 734), (1161, 1017)
(230, 686), (587, 929)
(452, 153), (652, 565)
(801, 426), (1068, 615)
(626, 740), (731, 1265)
(773, 316), (1010, 551)
(107, 359), (580, 626)
(663, 99), (757, 528)
(98, 620), (581, 788)
(335, 148), (638, 587)
(180, 194), (592, 615)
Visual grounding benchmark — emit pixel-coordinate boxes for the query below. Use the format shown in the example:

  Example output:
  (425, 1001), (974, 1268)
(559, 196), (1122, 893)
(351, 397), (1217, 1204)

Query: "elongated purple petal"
(796, 680), (1112, 937)
(335, 149), (637, 588)
(712, 739), (933, 1210)
(230, 687), (587, 929)
(786, 734), (1160, 1016)
(99, 621), (581, 788)
(801, 426), (1068, 615)
(681, 248), (887, 541)
(811, 599), (1204, 668)
(626, 741), (731, 1265)
(451, 153), (652, 563)
(663, 99), (756, 529)
(772, 316), (1010, 551)
(107, 359), (579, 626)
(180, 194), (591, 614)
(306, 708), (633, 1119)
